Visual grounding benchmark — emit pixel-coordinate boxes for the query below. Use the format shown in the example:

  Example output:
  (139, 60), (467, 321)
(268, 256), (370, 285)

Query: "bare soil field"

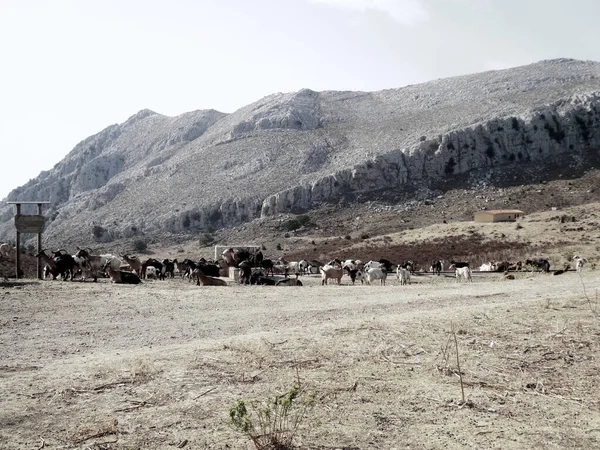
(2, 269), (600, 449)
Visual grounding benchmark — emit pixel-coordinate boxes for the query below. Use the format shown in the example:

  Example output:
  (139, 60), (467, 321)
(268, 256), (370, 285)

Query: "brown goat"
(120, 254), (142, 277)
(192, 268), (227, 286)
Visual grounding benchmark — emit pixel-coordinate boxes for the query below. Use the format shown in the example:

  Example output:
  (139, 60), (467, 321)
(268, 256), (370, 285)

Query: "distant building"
(474, 209), (525, 223)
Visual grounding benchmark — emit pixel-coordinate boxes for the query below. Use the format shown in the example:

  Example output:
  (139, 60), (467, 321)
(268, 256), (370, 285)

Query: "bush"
(92, 225), (105, 239)
(229, 383), (313, 450)
(133, 239), (148, 252)
(199, 232), (214, 246)
(276, 243), (282, 251)
(282, 219), (301, 231)
(282, 214), (312, 231)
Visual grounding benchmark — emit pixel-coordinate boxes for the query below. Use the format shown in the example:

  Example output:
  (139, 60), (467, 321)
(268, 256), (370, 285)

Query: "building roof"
(475, 209), (525, 215)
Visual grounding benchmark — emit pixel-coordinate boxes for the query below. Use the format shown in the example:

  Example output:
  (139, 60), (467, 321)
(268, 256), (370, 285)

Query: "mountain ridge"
(2, 58), (600, 246)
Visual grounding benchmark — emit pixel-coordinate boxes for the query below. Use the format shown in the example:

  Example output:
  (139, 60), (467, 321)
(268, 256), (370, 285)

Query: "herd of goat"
(1, 244), (589, 286)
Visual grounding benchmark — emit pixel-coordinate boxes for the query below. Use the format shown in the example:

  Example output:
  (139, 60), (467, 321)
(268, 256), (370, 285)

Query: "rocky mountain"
(1, 58), (600, 247)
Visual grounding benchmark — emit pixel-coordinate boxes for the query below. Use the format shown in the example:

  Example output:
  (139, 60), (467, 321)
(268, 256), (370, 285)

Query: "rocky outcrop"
(258, 93), (600, 216)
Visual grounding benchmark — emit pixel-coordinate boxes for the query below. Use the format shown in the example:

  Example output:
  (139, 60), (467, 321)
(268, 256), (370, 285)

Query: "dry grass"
(1, 238), (600, 448)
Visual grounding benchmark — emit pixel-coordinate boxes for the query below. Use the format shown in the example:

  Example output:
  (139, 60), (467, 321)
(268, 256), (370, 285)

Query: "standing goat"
(120, 254), (142, 277)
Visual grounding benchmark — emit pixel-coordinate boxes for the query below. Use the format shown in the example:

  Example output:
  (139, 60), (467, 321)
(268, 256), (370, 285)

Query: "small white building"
(474, 209), (525, 223)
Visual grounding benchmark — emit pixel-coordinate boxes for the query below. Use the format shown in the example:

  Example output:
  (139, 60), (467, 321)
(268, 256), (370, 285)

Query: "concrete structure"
(474, 209), (525, 223)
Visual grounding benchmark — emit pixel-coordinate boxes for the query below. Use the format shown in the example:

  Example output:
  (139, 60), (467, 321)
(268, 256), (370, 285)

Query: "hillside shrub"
(133, 239), (148, 252)
(229, 383), (313, 450)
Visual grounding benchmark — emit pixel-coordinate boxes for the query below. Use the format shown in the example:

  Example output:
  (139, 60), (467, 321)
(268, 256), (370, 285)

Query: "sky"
(1, 0), (599, 199)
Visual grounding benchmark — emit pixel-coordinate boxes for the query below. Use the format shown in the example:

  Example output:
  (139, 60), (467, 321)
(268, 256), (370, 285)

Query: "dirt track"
(1, 271), (600, 449)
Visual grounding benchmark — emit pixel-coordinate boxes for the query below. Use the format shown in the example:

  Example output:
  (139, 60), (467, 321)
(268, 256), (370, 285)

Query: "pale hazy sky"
(1, 0), (599, 199)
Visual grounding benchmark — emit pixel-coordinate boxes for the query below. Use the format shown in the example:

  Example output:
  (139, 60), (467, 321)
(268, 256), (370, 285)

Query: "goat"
(525, 258), (550, 273)
(192, 267), (227, 286)
(478, 262), (495, 272)
(320, 265), (344, 285)
(75, 248), (121, 281)
(145, 266), (158, 279)
(260, 259), (275, 276)
(449, 260), (469, 270)
(366, 267), (387, 285)
(161, 259), (175, 278)
(141, 258), (163, 280)
(248, 250), (264, 268)
(342, 260), (357, 271)
(173, 258), (188, 277)
(363, 261), (381, 271)
(250, 270), (277, 285)
(430, 260), (443, 276)
(238, 261), (252, 284)
(455, 267), (472, 283)
(396, 266), (411, 285)
(348, 269), (364, 285)
(36, 249), (77, 281)
(378, 259), (394, 272)
(120, 254), (142, 277)
(276, 278), (303, 286)
(573, 255), (588, 273)
(298, 259), (309, 275)
(307, 260), (323, 274)
(102, 259), (142, 284)
(0, 243), (12, 259)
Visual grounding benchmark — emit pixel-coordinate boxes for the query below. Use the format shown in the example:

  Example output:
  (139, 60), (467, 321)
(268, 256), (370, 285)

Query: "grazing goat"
(161, 259), (175, 278)
(102, 259), (142, 284)
(396, 266), (411, 285)
(192, 268), (227, 286)
(366, 267), (387, 285)
(320, 265), (344, 285)
(455, 267), (472, 283)
(449, 260), (469, 270)
(36, 249), (77, 281)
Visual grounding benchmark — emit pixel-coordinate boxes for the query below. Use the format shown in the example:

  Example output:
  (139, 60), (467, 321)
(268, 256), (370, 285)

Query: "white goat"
(366, 267), (387, 285)
(396, 266), (411, 285)
(145, 266), (158, 279)
(363, 261), (381, 271)
(573, 255), (588, 273)
(455, 267), (472, 283)
(320, 264), (344, 285)
(478, 262), (495, 272)
(75, 248), (122, 282)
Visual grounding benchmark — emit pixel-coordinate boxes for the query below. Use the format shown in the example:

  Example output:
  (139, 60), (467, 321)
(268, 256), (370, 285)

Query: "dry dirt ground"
(2, 268), (600, 449)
